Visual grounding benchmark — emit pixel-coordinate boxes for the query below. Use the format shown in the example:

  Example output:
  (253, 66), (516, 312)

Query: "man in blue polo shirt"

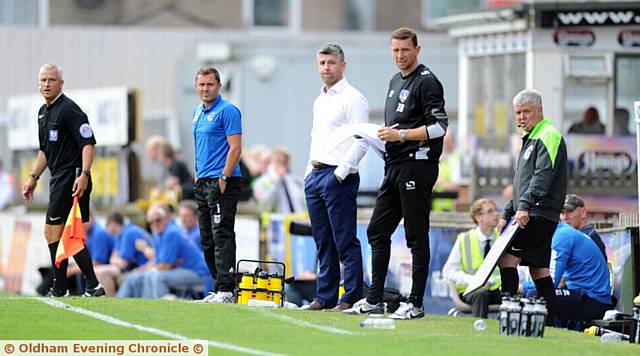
(179, 200), (201, 250)
(85, 215), (115, 266)
(94, 212), (152, 296)
(192, 67), (243, 304)
(522, 222), (611, 323)
(144, 204), (209, 299)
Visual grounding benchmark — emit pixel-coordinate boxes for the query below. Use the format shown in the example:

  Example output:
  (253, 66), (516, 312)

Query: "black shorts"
(46, 171), (92, 225)
(507, 216), (557, 268)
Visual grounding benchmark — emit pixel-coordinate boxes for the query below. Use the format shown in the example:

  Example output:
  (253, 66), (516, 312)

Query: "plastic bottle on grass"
(360, 318), (396, 329)
(601, 332), (630, 343)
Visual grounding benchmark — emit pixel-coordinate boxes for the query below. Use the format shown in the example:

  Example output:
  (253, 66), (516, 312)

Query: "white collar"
(474, 227), (495, 242)
(321, 77), (348, 94)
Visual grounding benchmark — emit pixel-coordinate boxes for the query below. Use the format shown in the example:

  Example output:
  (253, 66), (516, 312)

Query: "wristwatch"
(82, 170), (91, 178)
(29, 173), (39, 181)
(399, 129), (408, 142)
(220, 175), (229, 182)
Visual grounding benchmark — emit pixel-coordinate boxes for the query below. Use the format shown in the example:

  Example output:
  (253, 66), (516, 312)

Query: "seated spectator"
(568, 106), (605, 134)
(178, 200), (201, 249)
(94, 212), (152, 296)
(285, 271), (318, 307)
(523, 223), (611, 323)
(560, 194), (607, 262)
(253, 147), (305, 213)
(85, 215), (116, 266)
(0, 159), (15, 210)
(443, 198), (501, 318)
(117, 204), (209, 299)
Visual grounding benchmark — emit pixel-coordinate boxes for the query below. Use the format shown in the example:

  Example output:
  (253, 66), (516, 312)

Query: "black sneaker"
(83, 283), (106, 297)
(46, 288), (70, 297)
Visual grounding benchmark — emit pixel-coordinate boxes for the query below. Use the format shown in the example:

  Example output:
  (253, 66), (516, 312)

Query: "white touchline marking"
(251, 307), (356, 335)
(36, 298), (286, 356)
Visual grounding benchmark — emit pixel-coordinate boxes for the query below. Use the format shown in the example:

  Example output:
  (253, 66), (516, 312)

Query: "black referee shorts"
(46, 171), (92, 225)
(507, 216), (557, 268)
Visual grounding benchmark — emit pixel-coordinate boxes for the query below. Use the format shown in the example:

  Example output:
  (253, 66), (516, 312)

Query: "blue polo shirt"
(86, 223), (115, 265)
(117, 223), (151, 269)
(192, 95), (242, 179)
(551, 223), (611, 305)
(185, 225), (201, 251)
(154, 224), (209, 277)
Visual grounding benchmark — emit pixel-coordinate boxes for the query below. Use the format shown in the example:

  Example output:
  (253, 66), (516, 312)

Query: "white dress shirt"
(443, 227), (496, 287)
(306, 77), (369, 179)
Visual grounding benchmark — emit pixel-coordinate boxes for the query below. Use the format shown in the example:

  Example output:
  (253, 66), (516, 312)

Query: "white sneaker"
(388, 302), (424, 320)
(210, 291), (235, 304)
(194, 292), (216, 303)
(343, 298), (385, 315)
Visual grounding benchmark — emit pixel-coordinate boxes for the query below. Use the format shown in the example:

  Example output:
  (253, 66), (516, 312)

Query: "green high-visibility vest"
(456, 229), (501, 294)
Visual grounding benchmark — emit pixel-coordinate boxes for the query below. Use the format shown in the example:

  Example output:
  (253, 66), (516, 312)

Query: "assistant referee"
(22, 64), (104, 297)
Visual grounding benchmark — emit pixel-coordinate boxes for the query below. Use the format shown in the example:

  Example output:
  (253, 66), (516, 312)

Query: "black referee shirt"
(384, 63), (448, 166)
(38, 94), (96, 176)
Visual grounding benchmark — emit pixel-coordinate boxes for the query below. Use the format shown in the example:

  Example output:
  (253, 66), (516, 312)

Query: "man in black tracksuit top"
(22, 64), (104, 297)
(497, 89), (567, 324)
(344, 27), (448, 319)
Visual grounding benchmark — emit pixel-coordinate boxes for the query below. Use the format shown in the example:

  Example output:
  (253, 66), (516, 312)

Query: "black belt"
(312, 162), (336, 170)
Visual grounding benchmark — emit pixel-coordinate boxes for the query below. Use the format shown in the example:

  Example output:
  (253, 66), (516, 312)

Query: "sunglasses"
(147, 218), (163, 225)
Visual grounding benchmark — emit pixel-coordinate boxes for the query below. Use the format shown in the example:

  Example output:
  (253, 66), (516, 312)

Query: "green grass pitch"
(1, 293), (637, 355)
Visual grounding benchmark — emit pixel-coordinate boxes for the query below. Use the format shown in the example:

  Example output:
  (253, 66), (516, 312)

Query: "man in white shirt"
(302, 43), (369, 311)
(443, 198), (502, 318)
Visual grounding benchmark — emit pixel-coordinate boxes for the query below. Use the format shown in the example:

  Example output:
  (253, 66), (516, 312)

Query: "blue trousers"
(304, 168), (363, 307)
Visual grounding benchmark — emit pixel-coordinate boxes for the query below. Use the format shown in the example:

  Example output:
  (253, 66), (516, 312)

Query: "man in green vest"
(443, 198), (501, 318)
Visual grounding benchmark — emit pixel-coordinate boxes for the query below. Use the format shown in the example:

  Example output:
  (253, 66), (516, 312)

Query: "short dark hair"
(317, 43), (345, 62)
(195, 67), (220, 83)
(391, 27), (418, 47)
(106, 212), (124, 226)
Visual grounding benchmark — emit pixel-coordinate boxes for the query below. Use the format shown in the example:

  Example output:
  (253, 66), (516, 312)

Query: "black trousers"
(461, 288), (502, 318)
(194, 177), (241, 292)
(555, 288), (611, 321)
(367, 160), (438, 306)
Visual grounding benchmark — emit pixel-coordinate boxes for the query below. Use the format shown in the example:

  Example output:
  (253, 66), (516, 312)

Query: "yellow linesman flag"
(55, 196), (86, 267)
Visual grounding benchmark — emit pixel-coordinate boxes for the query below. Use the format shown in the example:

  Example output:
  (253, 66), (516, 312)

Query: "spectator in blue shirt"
(179, 200), (201, 250)
(67, 214), (116, 294)
(523, 223), (611, 323)
(115, 204), (209, 299)
(85, 217), (115, 265)
(560, 194), (607, 262)
(94, 212), (152, 296)
(144, 203), (209, 299)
